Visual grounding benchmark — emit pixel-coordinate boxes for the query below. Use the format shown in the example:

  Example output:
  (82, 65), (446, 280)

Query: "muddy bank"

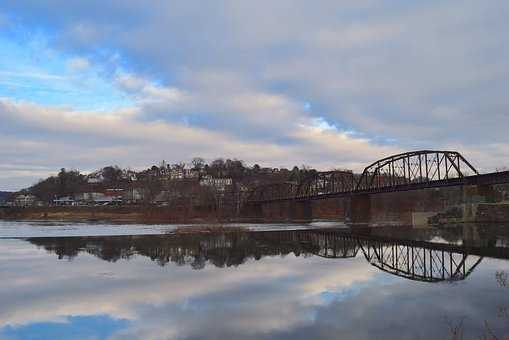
(0, 206), (226, 224)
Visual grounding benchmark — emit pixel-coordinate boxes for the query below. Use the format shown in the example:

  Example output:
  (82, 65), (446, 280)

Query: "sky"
(1, 1), (509, 190)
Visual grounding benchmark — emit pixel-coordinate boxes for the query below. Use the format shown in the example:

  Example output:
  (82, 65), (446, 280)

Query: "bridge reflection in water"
(359, 239), (482, 282)
(27, 227), (509, 283)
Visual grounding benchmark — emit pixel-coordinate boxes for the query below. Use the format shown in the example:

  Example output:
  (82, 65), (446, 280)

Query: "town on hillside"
(1, 158), (323, 215)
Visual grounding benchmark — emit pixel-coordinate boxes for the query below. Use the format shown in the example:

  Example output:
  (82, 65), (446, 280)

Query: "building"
(123, 187), (145, 203)
(199, 176), (233, 192)
(74, 190), (124, 205)
(75, 192), (105, 203)
(14, 194), (38, 207)
(104, 189), (124, 199)
(53, 196), (76, 206)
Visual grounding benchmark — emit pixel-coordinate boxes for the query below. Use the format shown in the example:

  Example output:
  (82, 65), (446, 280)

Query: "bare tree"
(192, 157), (205, 171)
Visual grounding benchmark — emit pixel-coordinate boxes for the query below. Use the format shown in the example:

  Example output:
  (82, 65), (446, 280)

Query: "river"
(0, 221), (508, 339)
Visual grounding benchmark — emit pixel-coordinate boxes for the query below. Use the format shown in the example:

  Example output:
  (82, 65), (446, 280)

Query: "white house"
(53, 196), (76, 206)
(14, 194), (38, 207)
(199, 176), (233, 192)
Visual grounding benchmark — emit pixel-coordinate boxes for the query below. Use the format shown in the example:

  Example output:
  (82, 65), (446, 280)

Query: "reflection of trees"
(29, 230), (360, 269)
(28, 227), (509, 283)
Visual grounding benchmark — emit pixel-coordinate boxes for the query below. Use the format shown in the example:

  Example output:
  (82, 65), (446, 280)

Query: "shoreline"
(3, 203), (509, 225)
(0, 206), (306, 225)
(0, 206), (225, 224)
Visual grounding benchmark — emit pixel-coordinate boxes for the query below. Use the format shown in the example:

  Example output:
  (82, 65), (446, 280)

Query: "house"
(53, 196), (75, 206)
(14, 194), (38, 207)
(105, 188), (124, 199)
(75, 192), (105, 203)
(124, 170), (138, 181)
(199, 176), (233, 192)
(75, 190), (125, 205)
(87, 177), (102, 184)
(123, 187), (145, 203)
(86, 169), (105, 184)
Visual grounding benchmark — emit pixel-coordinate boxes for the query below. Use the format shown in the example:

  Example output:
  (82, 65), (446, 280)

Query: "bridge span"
(247, 150), (509, 204)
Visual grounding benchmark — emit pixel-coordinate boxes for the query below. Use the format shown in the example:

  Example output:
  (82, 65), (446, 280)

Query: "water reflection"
(27, 226), (509, 283)
(1, 225), (509, 339)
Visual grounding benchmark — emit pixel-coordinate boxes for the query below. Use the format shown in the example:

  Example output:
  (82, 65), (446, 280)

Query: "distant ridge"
(0, 191), (12, 201)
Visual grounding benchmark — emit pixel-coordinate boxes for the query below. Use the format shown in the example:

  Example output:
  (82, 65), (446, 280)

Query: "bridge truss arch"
(355, 150), (479, 191)
(296, 171), (357, 198)
(245, 150), (483, 203)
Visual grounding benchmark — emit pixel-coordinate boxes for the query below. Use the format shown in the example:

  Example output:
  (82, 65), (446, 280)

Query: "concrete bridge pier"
(477, 184), (499, 202)
(461, 184), (504, 222)
(241, 202), (264, 219)
(290, 200), (313, 222)
(462, 184), (499, 203)
(346, 194), (371, 225)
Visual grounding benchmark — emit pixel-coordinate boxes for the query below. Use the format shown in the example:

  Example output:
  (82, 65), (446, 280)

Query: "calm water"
(1, 222), (509, 340)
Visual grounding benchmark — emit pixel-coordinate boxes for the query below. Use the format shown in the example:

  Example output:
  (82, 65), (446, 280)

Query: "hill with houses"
(5, 158), (320, 217)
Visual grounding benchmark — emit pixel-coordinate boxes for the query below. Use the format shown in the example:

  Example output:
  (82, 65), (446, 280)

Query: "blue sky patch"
(0, 315), (130, 340)
(0, 26), (132, 112)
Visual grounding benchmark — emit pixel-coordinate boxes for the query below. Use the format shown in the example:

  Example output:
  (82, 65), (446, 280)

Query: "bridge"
(246, 150), (509, 203)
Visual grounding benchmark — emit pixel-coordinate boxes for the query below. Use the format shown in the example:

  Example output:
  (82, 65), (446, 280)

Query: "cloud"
(1, 1), (509, 188)
(0, 238), (378, 336)
(66, 57), (90, 72)
(0, 97), (404, 189)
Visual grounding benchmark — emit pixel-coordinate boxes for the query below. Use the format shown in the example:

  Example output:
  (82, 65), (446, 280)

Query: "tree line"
(16, 158), (319, 206)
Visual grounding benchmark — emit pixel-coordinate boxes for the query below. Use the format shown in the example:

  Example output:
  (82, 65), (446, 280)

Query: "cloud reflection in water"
(1, 228), (508, 340)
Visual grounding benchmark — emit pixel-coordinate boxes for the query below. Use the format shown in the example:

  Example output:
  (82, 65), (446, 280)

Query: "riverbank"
(3, 202), (509, 225)
(0, 206), (225, 224)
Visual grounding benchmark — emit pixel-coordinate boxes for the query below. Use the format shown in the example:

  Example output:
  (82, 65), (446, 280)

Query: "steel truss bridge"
(247, 150), (509, 204)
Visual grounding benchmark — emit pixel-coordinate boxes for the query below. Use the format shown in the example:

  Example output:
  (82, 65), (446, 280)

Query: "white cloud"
(0, 97), (405, 189)
(66, 57), (90, 72)
(1, 1), (509, 188)
(0, 238), (379, 338)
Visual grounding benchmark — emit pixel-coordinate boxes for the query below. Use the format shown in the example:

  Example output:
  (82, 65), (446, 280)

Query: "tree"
(159, 160), (168, 169)
(142, 177), (162, 205)
(103, 166), (123, 184)
(210, 159), (225, 177)
(192, 157), (205, 171)
(28, 168), (86, 201)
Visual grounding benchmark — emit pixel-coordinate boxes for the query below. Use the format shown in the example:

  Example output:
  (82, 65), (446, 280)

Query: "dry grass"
(172, 225), (248, 234)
